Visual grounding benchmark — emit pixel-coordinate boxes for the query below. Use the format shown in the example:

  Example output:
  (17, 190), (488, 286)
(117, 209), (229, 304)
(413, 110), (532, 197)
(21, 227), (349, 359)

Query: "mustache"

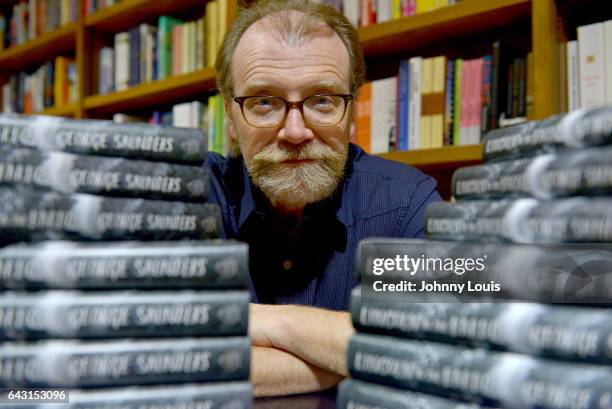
(252, 142), (343, 163)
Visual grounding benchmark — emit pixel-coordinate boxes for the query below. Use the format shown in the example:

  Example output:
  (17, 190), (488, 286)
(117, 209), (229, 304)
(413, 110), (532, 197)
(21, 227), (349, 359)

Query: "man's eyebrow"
(240, 81), (348, 96)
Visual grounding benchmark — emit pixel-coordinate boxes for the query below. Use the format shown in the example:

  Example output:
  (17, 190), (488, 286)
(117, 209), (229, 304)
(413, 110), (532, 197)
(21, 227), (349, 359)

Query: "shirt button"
(282, 260), (293, 271)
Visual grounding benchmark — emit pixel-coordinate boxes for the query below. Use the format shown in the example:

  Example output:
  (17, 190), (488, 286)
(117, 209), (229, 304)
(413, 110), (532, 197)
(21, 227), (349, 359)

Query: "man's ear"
(224, 97), (238, 142)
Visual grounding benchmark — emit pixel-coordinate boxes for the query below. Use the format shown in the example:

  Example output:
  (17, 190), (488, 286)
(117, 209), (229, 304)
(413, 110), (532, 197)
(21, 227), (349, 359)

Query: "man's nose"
(277, 107), (314, 145)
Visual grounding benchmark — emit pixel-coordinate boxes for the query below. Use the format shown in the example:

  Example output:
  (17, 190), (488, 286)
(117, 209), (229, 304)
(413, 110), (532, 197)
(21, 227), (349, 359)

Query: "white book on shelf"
(370, 77), (397, 154)
(604, 19), (612, 104)
(114, 32), (130, 91)
(376, 0), (393, 23)
(408, 56), (422, 150)
(343, 0), (359, 26)
(173, 102), (194, 128)
(577, 22), (606, 108)
(566, 40), (580, 112)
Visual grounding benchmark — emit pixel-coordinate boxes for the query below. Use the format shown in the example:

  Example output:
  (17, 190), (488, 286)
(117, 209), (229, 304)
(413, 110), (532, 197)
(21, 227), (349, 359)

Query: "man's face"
(226, 16), (352, 211)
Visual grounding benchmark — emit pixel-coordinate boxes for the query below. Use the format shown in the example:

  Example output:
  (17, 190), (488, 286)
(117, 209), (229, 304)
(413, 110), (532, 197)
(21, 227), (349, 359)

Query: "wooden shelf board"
(37, 103), (77, 117)
(359, 0), (531, 57)
(84, 68), (217, 113)
(85, 0), (206, 32)
(0, 23), (77, 71)
(378, 144), (483, 170)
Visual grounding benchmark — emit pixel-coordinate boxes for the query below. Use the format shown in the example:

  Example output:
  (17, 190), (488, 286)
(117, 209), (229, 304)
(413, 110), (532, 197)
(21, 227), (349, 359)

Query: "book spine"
(451, 155), (553, 199)
(0, 115), (206, 163)
(567, 41), (580, 112)
(397, 60), (409, 151)
(0, 290), (249, 340)
(0, 146), (210, 201)
(15, 382), (253, 409)
(408, 56), (421, 150)
(578, 22), (606, 108)
(337, 378), (490, 409)
(424, 199), (535, 242)
(0, 240), (248, 290)
(350, 287), (612, 365)
(425, 196), (612, 243)
(348, 333), (612, 409)
(0, 337), (250, 387)
(0, 186), (221, 244)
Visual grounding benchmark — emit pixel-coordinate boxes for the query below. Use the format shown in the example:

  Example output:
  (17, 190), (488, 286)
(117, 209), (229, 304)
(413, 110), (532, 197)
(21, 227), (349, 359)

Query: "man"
(207, 0), (441, 397)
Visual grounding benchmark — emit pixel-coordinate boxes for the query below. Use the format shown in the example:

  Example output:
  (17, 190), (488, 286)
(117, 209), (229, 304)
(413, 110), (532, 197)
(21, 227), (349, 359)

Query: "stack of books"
(338, 105), (612, 408)
(0, 114), (252, 409)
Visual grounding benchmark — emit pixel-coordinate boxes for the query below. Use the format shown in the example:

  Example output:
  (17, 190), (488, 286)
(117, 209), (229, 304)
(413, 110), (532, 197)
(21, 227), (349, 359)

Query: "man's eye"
(256, 98), (272, 106)
(314, 96), (333, 106)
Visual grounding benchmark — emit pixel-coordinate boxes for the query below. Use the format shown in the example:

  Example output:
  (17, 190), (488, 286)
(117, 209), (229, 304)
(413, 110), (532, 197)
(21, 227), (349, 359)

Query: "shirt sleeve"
(399, 176), (443, 238)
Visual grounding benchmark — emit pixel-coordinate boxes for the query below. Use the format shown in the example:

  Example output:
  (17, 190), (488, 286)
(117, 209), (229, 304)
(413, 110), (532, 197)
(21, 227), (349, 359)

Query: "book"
(370, 77), (396, 154)
(605, 20), (612, 104)
(452, 145), (612, 199)
(0, 290), (249, 340)
(0, 114), (207, 164)
(338, 378), (491, 409)
(567, 41), (580, 112)
(482, 106), (612, 162)
(578, 22), (606, 108)
(114, 32), (130, 91)
(425, 197), (612, 243)
(348, 333), (612, 409)
(350, 286), (612, 364)
(1, 337), (250, 387)
(0, 186), (221, 245)
(0, 240), (248, 290)
(11, 382), (253, 409)
(408, 56), (422, 150)
(355, 82), (372, 153)
(156, 16), (183, 80)
(0, 146), (209, 201)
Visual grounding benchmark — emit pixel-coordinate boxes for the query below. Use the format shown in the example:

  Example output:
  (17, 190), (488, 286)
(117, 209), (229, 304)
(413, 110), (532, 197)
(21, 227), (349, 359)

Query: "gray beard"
(245, 142), (348, 209)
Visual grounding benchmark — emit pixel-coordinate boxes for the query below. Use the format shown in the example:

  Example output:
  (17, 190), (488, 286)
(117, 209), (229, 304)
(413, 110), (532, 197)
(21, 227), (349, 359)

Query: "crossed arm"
(249, 303), (355, 397)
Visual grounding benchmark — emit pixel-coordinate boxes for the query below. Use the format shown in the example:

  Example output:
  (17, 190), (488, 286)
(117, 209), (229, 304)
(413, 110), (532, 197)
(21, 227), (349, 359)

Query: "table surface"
(254, 389), (337, 409)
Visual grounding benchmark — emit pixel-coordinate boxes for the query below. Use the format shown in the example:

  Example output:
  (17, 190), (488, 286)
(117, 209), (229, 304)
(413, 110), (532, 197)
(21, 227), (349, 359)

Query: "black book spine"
(0, 114), (206, 164)
(7, 382), (253, 409)
(337, 378), (490, 409)
(350, 287), (612, 365)
(0, 290), (249, 340)
(0, 186), (221, 244)
(483, 106), (612, 162)
(0, 146), (209, 201)
(0, 240), (248, 290)
(1, 337), (250, 388)
(348, 333), (612, 409)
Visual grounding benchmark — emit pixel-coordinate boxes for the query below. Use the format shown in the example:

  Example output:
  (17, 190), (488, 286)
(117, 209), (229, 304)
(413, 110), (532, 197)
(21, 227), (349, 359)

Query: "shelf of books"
(0, 22), (77, 69)
(379, 144), (482, 170)
(84, 0), (209, 32)
(359, 0), (530, 57)
(37, 101), (77, 117)
(84, 67), (217, 114)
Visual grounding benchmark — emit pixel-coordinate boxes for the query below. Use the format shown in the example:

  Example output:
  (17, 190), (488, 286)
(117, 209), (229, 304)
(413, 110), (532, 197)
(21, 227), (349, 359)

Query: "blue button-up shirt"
(206, 143), (441, 311)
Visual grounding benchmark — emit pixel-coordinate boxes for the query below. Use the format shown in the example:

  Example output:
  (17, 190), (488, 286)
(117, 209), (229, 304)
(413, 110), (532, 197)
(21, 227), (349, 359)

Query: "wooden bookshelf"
(37, 103), (78, 117)
(85, 0), (207, 32)
(84, 68), (217, 114)
(0, 23), (77, 70)
(379, 145), (483, 170)
(359, 0), (531, 57)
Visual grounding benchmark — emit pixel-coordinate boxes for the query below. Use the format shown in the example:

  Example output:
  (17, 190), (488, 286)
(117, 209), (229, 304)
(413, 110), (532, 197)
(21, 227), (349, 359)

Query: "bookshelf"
(0, 0), (608, 182)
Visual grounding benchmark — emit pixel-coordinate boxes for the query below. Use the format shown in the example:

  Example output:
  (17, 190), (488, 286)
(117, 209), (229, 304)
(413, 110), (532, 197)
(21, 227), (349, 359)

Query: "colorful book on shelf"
(396, 59), (410, 151)
(419, 57), (433, 149)
(206, 0), (219, 68)
(407, 56), (421, 150)
(355, 81), (372, 153)
(172, 24), (182, 76)
(443, 58), (454, 146)
(157, 16), (183, 80)
(430, 55), (446, 148)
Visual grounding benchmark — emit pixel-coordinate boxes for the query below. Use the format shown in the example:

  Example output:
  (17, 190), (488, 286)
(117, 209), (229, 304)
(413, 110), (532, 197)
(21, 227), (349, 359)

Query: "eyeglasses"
(232, 94), (353, 128)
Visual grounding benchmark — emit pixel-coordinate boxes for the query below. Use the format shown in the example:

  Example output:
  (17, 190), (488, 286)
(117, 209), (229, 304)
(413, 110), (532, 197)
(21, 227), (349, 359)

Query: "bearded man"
(206, 0), (441, 397)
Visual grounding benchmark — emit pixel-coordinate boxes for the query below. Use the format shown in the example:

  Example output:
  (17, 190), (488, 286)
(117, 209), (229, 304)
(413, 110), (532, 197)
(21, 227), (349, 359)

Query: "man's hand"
(249, 303), (355, 376)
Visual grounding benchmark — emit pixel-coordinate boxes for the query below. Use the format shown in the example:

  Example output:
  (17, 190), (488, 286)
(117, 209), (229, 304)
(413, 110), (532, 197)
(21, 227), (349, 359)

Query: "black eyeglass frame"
(232, 94), (354, 128)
